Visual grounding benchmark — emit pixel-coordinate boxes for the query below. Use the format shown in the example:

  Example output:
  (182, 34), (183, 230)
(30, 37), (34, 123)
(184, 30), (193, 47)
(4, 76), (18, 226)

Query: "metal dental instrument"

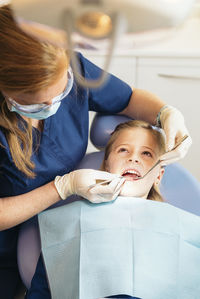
(134, 135), (189, 181)
(88, 177), (124, 191)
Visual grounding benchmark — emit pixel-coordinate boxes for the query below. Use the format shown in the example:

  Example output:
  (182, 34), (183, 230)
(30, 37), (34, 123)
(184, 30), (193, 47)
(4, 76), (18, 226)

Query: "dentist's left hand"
(54, 169), (125, 203)
(158, 105), (192, 163)
(160, 136), (191, 166)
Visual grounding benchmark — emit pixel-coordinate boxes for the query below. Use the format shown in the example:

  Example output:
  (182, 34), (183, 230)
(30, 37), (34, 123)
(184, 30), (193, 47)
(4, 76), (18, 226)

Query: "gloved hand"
(54, 169), (125, 203)
(160, 135), (191, 166)
(157, 105), (192, 164)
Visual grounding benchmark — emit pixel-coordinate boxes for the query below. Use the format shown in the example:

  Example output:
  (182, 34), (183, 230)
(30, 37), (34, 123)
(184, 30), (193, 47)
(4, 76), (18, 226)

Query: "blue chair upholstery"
(90, 114), (132, 149)
(17, 216), (40, 289)
(161, 163), (200, 216)
(17, 113), (200, 289)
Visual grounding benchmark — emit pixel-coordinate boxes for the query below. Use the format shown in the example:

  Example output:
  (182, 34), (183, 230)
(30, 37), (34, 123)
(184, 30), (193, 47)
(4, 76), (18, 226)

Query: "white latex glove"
(158, 105), (192, 164)
(54, 169), (125, 203)
(160, 135), (191, 166)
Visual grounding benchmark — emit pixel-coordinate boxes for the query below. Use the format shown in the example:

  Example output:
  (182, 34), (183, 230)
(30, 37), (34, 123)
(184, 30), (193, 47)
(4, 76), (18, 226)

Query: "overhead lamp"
(3, 0), (196, 88)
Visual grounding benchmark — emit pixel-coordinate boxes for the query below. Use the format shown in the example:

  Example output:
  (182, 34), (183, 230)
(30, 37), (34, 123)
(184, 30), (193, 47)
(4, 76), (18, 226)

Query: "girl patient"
(101, 119), (166, 202)
(34, 120), (170, 299)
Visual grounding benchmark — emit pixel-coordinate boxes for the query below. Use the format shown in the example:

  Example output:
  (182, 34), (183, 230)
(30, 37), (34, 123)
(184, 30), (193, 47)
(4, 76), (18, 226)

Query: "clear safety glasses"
(6, 67), (74, 114)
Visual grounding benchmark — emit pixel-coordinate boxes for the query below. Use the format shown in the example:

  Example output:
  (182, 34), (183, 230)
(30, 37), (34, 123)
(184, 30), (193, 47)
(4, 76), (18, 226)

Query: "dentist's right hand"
(54, 169), (125, 203)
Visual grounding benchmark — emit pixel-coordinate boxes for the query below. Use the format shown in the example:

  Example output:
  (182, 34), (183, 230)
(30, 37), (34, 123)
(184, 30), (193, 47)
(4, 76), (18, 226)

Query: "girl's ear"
(154, 167), (165, 187)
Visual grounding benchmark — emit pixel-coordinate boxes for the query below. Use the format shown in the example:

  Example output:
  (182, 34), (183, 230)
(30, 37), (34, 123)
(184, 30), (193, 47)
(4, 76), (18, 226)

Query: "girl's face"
(105, 127), (165, 198)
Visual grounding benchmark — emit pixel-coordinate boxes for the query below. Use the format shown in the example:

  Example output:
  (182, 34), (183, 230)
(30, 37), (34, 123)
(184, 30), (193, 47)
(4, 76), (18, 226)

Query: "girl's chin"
(119, 181), (148, 198)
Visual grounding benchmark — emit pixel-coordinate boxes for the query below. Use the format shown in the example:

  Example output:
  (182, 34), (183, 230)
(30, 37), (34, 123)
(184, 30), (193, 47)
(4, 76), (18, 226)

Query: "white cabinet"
(137, 57), (200, 180)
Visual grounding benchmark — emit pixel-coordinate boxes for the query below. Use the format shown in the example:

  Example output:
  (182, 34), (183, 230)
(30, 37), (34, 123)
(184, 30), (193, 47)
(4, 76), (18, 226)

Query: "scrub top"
(0, 53), (132, 297)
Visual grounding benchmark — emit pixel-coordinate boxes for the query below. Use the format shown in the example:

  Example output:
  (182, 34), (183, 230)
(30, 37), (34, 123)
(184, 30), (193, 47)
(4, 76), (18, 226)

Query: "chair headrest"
(90, 113), (132, 149)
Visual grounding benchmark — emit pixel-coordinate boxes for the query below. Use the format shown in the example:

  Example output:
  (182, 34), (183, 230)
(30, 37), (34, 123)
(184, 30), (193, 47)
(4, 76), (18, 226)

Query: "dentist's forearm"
(0, 181), (60, 231)
(119, 87), (165, 124)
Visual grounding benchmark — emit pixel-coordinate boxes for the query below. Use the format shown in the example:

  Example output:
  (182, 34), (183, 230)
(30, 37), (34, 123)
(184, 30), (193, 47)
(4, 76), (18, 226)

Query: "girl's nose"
(127, 156), (139, 163)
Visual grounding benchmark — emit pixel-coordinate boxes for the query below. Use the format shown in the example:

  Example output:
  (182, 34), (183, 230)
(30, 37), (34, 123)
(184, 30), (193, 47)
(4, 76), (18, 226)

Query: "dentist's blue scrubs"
(0, 53), (135, 299)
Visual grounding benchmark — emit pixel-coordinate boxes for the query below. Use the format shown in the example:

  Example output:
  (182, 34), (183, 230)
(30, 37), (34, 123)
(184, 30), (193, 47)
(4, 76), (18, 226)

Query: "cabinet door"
(82, 53), (136, 153)
(137, 57), (200, 181)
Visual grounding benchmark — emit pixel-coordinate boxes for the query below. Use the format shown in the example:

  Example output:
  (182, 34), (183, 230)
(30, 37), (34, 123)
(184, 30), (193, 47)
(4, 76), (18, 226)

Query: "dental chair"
(17, 114), (200, 290)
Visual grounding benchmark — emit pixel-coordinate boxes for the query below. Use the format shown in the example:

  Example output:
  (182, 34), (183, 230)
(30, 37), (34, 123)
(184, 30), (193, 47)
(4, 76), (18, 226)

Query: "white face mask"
(7, 67), (74, 120)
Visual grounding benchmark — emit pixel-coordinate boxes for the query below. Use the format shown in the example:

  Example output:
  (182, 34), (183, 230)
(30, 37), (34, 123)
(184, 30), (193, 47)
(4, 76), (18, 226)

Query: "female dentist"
(0, 5), (191, 299)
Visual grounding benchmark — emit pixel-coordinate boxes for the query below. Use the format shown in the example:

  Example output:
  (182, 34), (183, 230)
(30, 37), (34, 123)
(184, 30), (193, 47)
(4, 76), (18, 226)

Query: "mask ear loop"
(4, 96), (13, 112)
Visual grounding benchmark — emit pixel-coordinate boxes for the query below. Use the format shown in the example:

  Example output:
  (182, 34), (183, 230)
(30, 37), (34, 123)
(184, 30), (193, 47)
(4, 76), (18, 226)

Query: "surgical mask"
(6, 67), (74, 120)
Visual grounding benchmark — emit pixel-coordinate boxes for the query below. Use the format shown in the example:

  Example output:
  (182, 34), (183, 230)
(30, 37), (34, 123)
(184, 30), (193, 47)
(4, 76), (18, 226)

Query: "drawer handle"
(158, 73), (200, 80)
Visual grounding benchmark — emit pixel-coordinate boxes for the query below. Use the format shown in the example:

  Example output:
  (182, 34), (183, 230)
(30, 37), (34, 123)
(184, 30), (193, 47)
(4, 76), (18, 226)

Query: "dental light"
(3, 0), (196, 87)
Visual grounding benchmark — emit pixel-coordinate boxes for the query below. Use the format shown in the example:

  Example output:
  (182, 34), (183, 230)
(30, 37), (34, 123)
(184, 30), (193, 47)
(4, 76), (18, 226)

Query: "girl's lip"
(121, 168), (142, 180)
(122, 168), (141, 176)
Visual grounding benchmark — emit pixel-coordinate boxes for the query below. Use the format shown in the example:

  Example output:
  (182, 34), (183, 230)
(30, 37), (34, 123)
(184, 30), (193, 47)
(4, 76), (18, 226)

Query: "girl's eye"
(142, 151), (153, 158)
(118, 147), (128, 153)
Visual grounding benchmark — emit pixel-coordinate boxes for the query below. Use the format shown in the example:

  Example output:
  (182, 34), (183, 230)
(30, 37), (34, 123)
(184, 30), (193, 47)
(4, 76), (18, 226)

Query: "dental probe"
(88, 176), (124, 190)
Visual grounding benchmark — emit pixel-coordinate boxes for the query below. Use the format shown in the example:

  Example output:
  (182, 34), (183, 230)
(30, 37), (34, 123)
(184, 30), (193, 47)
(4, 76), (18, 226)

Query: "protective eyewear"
(6, 67), (73, 114)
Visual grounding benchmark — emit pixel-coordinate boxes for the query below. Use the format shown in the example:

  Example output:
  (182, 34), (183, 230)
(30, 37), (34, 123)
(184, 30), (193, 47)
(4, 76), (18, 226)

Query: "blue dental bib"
(39, 197), (200, 299)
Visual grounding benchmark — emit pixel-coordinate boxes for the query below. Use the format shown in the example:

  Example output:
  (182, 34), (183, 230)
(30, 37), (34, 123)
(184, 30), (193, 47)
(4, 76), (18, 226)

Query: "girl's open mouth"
(122, 169), (142, 181)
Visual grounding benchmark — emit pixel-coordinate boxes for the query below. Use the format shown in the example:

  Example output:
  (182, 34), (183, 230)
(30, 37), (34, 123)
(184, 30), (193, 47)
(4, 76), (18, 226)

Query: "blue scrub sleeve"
(78, 53), (133, 114)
